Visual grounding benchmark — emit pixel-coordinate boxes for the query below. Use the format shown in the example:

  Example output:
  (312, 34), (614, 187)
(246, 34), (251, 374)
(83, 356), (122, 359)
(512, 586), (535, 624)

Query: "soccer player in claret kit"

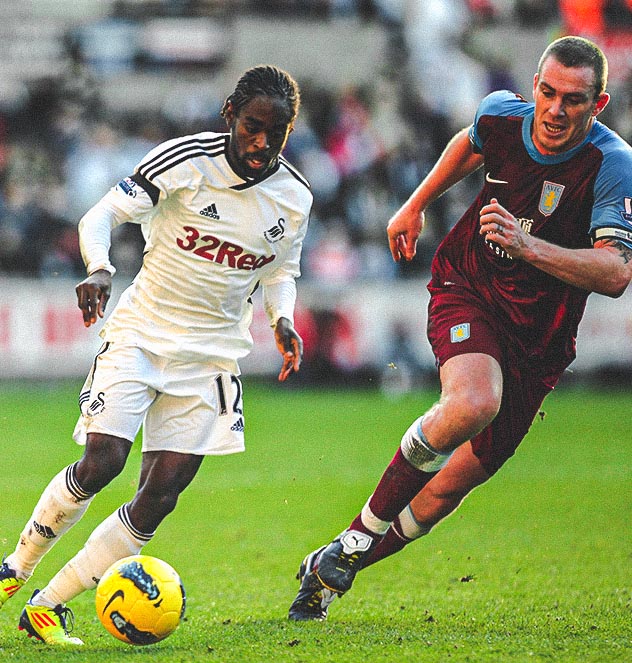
(0, 65), (312, 645)
(288, 36), (632, 620)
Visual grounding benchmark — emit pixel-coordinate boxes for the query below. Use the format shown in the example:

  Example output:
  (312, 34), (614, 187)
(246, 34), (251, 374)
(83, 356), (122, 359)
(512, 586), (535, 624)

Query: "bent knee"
(128, 489), (180, 532)
(451, 387), (501, 434)
(77, 434), (131, 491)
(466, 391), (501, 428)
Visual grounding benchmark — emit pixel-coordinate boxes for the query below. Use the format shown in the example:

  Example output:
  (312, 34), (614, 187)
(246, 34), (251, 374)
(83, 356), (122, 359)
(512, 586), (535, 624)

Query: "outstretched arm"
(480, 198), (632, 297)
(388, 127), (484, 262)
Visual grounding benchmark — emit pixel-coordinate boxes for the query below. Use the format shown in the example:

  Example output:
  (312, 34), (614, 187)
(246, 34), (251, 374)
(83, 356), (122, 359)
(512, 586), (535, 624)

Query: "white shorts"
(73, 343), (245, 455)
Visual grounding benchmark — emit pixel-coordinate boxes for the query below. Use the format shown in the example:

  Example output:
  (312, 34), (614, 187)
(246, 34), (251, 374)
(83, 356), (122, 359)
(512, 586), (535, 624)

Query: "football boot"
(0, 557), (25, 608)
(19, 590), (84, 646)
(315, 529), (378, 594)
(288, 546), (337, 621)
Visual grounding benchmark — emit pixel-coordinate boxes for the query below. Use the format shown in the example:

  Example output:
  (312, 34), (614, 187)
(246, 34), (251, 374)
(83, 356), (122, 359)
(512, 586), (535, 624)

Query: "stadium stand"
(2, 0), (632, 279)
(1, 1), (632, 383)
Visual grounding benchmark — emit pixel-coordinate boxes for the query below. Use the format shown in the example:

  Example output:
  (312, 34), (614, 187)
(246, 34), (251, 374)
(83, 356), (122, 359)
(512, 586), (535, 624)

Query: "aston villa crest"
(450, 323), (470, 343)
(539, 181), (565, 216)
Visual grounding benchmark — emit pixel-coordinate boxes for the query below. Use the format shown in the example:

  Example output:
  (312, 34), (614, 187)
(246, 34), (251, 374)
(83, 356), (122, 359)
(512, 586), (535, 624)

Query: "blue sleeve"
(469, 90), (533, 153)
(591, 126), (632, 249)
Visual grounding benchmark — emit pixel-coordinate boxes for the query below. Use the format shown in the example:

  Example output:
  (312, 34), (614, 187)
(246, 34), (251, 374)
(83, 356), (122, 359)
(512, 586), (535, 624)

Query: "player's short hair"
(538, 36), (608, 99)
(221, 65), (301, 124)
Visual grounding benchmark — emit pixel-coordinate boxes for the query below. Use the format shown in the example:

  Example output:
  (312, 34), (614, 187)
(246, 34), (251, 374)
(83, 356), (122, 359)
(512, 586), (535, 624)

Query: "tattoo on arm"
(613, 241), (632, 264)
(595, 238), (632, 264)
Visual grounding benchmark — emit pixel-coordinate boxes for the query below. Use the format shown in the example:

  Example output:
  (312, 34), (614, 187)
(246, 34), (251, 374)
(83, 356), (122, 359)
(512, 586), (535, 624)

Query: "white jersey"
(84, 131), (312, 368)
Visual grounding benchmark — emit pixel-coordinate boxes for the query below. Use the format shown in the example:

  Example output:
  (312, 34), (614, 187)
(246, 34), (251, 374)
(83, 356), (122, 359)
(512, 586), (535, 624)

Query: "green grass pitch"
(0, 379), (629, 662)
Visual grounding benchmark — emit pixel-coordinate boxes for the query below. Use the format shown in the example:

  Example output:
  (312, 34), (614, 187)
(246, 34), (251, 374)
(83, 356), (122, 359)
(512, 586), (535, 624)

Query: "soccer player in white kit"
(0, 65), (312, 645)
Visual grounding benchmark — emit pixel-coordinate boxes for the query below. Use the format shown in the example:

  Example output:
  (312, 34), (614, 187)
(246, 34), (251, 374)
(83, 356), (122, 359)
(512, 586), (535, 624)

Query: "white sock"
(6, 463), (94, 580)
(34, 503), (154, 607)
(360, 498), (391, 535)
(395, 504), (432, 540)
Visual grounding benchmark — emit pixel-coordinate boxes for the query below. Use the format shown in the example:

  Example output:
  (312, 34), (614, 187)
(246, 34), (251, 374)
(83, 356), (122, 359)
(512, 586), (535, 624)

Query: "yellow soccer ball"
(95, 555), (186, 645)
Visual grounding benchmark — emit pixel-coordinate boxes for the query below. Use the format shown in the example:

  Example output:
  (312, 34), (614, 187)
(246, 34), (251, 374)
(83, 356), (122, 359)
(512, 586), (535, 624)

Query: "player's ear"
(224, 101), (236, 127)
(532, 72), (539, 100)
(593, 92), (610, 117)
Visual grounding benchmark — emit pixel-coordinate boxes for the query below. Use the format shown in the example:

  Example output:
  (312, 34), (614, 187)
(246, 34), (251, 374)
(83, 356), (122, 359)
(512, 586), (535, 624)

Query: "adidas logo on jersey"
(200, 203), (220, 219)
(231, 417), (244, 432)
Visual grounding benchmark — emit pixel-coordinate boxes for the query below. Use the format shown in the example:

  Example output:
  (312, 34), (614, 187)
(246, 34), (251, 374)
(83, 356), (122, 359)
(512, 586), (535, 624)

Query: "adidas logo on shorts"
(230, 417), (244, 432)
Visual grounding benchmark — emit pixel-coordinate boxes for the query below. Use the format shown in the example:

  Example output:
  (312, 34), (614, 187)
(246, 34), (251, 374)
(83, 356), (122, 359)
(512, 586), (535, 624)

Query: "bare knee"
(127, 451), (204, 532)
(425, 355), (503, 450)
(75, 434), (132, 493)
(454, 386), (501, 432)
(424, 388), (499, 452)
(128, 487), (179, 533)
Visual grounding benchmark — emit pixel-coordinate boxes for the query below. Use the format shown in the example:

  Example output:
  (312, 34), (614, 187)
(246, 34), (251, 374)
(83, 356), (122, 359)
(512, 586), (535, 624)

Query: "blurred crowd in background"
(1, 0), (632, 283)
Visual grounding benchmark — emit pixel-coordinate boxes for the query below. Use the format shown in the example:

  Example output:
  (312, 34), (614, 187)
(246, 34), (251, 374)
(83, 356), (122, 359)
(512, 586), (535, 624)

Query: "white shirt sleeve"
(78, 184), (154, 275)
(262, 279), (297, 326)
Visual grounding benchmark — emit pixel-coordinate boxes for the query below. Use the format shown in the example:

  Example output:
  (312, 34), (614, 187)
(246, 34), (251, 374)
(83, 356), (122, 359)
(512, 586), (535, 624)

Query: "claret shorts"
(427, 287), (561, 475)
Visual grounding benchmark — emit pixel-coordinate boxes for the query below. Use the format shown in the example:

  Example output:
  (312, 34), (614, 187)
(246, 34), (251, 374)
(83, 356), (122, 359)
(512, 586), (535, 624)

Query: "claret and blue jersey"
(430, 90), (632, 372)
(470, 90), (632, 251)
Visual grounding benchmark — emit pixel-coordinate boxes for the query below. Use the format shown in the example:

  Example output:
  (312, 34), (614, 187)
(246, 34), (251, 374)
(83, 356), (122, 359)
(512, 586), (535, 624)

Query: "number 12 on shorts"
(214, 374), (243, 416)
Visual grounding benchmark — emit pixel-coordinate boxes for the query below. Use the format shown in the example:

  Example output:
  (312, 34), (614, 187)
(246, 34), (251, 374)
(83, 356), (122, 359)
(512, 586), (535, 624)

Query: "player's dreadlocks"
(221, 65), (301, 124)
